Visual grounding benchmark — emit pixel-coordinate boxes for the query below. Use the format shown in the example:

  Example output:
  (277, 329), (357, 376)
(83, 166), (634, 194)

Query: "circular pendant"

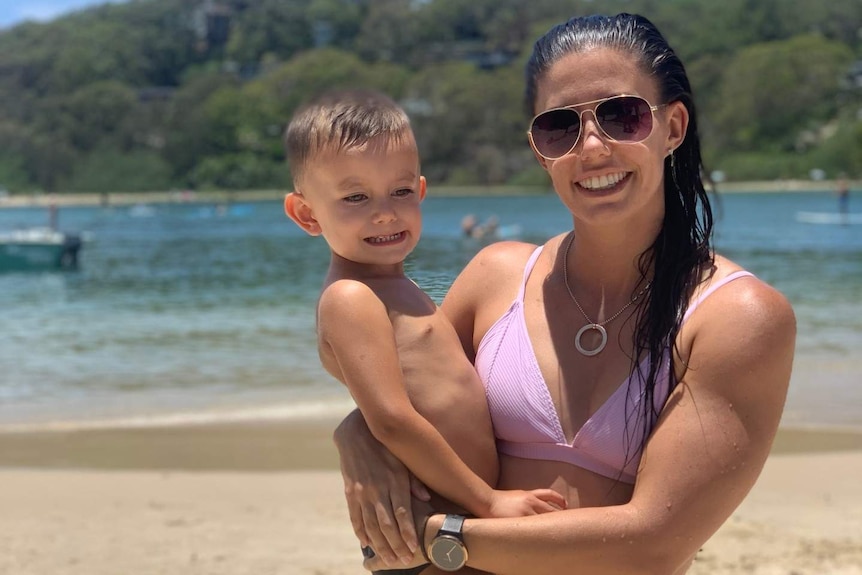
(574, 324), (607, 356)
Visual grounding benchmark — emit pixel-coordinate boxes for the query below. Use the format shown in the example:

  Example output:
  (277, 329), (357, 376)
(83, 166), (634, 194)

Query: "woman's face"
(531, 47), (687, 231)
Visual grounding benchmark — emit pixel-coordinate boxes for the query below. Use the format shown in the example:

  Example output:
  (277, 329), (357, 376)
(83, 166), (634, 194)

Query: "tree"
(254, 48), (409, 117)
(225, 0), (314, 64)
(306, 0), (364, 50)
(715, 34), (855, 150)
(405, 61), (529, 184)
(61, 81), (138, 152)
(65, 148), (173, 193)
(353, 0), (419, 64)
(162, 72), (241, 182)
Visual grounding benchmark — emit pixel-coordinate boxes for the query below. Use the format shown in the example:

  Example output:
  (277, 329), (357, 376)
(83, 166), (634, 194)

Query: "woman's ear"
(533, 151), (550, 171)
(284, 191), (321, 236)
(664, 100), (689, 153)
(528, 137), (550, 171)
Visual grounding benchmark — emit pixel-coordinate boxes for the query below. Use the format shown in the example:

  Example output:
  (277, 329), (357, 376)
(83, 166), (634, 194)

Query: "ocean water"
(1, 191), (860, 430)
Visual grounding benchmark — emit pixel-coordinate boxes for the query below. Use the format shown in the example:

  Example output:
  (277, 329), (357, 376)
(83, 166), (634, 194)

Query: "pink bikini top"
(475, 246), (754, 484)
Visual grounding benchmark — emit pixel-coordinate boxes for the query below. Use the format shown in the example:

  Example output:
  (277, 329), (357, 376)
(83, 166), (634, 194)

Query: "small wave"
(0, 398), (357, 433)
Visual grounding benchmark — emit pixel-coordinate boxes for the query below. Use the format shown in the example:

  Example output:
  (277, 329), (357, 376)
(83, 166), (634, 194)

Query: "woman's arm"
(333, 408), (426, 565)
(418, 276), (796, 574)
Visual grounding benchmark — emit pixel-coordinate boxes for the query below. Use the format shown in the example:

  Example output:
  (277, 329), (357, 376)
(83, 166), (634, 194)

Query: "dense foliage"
(0, 0), (860, 193)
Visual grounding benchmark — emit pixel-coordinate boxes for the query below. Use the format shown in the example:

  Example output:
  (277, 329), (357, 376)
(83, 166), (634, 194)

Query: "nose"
(372, 198), (397, 224)
(576, 111), (611, 160)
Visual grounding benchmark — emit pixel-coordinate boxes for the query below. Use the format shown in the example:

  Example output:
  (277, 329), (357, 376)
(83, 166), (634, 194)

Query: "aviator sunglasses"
(528, 95), (665, 160)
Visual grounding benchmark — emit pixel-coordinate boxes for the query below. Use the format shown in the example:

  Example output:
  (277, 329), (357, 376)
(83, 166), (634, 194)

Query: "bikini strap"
(516, 246), (545, 303)
(683, 270), (756, 323)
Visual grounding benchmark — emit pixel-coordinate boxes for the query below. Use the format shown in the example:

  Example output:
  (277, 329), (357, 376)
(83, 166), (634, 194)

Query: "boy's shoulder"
(319, 278), (383, 311)
(318, 275), (430, 326)
(317, 278), (389, 333)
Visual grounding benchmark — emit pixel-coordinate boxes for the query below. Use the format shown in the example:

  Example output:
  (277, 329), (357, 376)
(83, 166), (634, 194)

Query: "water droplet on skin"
(666, 502), (673, 510)
(602, 537), (607, 543)
(728, 403), (734, 410)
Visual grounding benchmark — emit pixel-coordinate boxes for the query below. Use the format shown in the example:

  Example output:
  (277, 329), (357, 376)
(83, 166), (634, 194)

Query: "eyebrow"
(336, 171), (417, 190)
(336, 177), (364, 191)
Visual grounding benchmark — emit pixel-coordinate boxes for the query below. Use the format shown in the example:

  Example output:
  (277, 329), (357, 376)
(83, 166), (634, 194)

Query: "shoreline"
(0, 179), (853, 210)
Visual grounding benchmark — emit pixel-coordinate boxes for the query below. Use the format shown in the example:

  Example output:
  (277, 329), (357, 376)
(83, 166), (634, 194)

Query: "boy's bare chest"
(390, 302), (451, 349)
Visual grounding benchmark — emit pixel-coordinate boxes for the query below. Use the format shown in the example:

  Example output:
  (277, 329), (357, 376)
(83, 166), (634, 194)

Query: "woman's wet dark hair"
(526, 13), (715, 471)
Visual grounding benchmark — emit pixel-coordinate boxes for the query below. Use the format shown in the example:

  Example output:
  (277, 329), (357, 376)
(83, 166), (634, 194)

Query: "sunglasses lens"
(595, 96), (653, 142)
(531, 109), (581, 159)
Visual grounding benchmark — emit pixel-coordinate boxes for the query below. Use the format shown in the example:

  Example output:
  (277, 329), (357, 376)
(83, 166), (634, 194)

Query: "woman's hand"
(363, 500), (436, 572)
(334, 409), (431, 567)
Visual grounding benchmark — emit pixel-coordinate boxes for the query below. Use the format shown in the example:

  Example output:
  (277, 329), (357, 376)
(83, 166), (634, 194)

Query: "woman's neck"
(563, 222), (657, 300)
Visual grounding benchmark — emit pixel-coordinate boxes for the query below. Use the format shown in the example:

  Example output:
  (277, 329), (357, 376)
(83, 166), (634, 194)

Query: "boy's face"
(286, 134), (426, 268)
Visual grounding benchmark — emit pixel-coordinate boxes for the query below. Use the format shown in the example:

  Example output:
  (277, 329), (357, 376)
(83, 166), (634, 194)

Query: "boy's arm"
(320, 280), (562, 519)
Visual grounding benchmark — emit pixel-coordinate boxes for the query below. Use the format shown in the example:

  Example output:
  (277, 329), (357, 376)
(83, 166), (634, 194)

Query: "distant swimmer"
(836, 174), (850, 217)
(461, 214), (501, 239)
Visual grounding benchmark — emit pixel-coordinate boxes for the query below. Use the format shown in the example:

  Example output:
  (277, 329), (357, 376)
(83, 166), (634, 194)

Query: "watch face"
(428, 535), (467, 572)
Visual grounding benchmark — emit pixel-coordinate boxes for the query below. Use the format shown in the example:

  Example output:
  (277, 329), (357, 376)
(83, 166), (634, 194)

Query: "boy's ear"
(418, 176), (427, 201)
(284, 191), (321, 236)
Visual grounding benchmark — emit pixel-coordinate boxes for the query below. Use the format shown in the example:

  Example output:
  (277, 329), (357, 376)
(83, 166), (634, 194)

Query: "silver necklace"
(561, 233), (651, 357)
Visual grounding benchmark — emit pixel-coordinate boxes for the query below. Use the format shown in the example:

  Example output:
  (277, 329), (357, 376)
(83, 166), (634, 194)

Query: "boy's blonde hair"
(285, 90), (414, 184)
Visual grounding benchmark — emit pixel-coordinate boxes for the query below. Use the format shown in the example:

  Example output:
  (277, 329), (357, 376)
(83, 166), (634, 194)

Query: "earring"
(667, 149), (679, 189)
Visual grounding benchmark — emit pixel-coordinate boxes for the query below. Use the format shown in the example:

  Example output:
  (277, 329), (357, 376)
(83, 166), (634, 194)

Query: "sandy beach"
(1, 420), (861, 575)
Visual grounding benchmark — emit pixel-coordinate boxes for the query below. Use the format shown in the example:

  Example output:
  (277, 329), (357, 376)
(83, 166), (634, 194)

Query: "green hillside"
(0, 0), (859, 194)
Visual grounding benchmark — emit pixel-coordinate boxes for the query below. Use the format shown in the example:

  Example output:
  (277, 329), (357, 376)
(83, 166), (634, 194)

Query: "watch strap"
(420, 515), (433, 561)
(439, 514), (465, 540)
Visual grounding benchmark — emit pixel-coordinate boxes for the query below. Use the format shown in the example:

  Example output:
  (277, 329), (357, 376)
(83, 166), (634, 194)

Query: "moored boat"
(0, 227), (83, 272)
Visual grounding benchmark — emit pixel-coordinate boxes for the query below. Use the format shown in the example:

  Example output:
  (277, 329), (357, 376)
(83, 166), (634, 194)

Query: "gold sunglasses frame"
(527, 94), (665, 161)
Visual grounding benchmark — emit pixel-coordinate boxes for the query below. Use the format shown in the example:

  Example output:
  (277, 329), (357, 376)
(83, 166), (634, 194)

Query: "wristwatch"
(426, 514), (468, 572)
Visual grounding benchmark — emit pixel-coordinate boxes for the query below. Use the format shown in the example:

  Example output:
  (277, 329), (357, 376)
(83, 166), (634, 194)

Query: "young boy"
(283, 90), (564, 557)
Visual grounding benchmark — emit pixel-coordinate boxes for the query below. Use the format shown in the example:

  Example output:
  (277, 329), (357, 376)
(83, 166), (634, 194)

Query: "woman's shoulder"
(446, 238), (558, 313)
(703, 255), (793, 313)
(470, 233), (569, 269)
(672, 255), (795, 409)
(469, 239), (542, 268)
(459, 236), (566, 285)
(685, 254), (796, 350)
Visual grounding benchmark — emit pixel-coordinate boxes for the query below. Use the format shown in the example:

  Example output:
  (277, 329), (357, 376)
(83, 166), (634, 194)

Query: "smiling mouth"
(577, 171), (629, 190)
(365, 232), (405, 244)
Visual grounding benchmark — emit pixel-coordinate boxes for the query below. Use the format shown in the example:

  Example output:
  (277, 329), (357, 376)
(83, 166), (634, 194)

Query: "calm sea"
(2, 192), (860, 430)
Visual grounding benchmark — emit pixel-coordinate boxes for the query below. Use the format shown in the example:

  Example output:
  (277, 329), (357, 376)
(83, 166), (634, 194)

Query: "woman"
(335, 13), (795, 574)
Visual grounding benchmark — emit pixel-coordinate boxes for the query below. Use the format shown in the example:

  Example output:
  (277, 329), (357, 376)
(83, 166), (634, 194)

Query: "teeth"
(579, 172), (626, 190)
(368, 233), (402, 244)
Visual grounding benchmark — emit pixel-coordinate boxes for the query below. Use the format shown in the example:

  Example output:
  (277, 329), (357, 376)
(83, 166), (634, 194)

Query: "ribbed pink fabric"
(475, 246), (754, 484)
